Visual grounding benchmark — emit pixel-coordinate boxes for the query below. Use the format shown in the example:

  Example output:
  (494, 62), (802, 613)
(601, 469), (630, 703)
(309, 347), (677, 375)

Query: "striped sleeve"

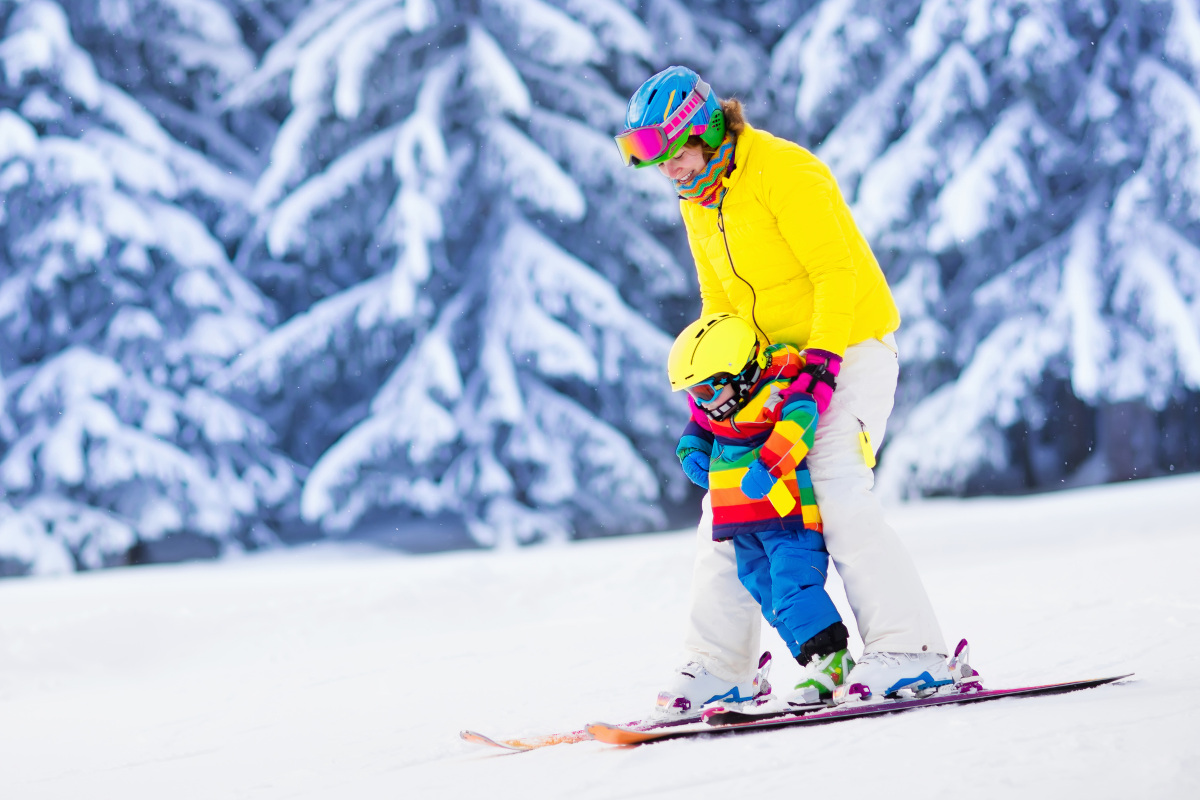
(676, 418), (714, 462)
(757, 392), (818, 477)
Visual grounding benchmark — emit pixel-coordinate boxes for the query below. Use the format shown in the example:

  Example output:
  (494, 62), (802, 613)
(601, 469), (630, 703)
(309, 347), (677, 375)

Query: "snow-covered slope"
(2, 474), (1198, 799)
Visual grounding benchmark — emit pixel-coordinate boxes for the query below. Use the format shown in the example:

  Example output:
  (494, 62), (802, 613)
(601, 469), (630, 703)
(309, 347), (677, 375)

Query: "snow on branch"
(817, 60), (915, 192)
(479, 118), (586, 220)
(528, 108), (625, 190)
(854, 43), (988, 239)
(464, 24), (531, 119)
(212, 273), (396, 398)
(466, 496), (567, 548)
(1132, 59), (1200, 228)
(370, 308), (464, 415)
(482, 0), (601, 67)
(1058, 208), (1108, 403)
(511, 377), (663, 533)
(0, 497), (133, 574)
(1165, 0), (1200, 80)
(333, 6), (434, 119)
(251, 102), (325, 213)
(0, 107), (37, 160)
(491, 217), (669, 383)
(221, 1), (353, 110)
(796, 0), (889, 129)
(299, 318), (462, 532)
(0, 0), (103, 108)
(1109, 239), (1200, 404)
(879, 315), (1066, 498)
(13, 347), (124, 417)
(559, 0), (652, 59)
(383, 63), (453, 316)
(1107, 175), (1200, 404)
(291, 0), (401, 108)
(266, 124), (400, 258)
(927, 102), (1068, 252)
(82, 127), (179, 198)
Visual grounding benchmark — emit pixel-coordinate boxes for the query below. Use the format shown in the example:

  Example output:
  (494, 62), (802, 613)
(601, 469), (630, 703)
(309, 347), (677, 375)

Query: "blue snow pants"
(732, 529), (841, 660)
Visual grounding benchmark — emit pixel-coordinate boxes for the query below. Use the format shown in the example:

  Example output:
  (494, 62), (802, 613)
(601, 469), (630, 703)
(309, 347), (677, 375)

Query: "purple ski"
(588, 672), (1132, 746)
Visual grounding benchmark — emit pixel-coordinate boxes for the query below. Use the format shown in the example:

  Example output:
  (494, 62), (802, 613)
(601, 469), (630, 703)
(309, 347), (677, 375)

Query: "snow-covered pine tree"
(767, 0), (1200, 497)
(63, 1), (264, 178)
(629, 0), (773, 98)
(0, 0), (298, 574)
(213, 0), (767, 546)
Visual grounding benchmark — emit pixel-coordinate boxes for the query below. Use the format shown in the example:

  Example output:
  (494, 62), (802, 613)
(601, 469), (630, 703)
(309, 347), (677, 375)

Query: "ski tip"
(459, 730), (531, 752)
(1064, 673), (1134, 688)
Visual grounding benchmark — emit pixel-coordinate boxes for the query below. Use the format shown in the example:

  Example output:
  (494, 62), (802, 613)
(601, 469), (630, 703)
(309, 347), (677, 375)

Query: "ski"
(462, 650), (777, 752)
(459, 727), (594, 752)
(587, 673), (1133, 745)
(459, 715), (697, 752)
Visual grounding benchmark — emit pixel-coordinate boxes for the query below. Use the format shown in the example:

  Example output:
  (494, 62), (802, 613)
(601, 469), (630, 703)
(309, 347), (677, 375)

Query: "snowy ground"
(3, 475), (1199, 800)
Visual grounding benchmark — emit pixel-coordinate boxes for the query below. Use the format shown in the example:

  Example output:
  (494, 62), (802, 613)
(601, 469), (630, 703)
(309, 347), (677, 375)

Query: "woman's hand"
(794, 350), (842, 413)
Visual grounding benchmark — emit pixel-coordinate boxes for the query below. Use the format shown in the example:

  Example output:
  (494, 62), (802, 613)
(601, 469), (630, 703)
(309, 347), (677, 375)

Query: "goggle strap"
(662, 80), (710, 140)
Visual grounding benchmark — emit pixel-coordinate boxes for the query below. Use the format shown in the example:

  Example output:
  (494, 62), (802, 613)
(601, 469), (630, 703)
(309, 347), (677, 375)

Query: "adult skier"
(615, 65), (949, 713)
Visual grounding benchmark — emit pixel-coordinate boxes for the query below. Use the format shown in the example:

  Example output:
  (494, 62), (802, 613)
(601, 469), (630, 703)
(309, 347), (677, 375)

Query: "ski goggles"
(685, 372), (733, 403)
(614, 80), (713, 167)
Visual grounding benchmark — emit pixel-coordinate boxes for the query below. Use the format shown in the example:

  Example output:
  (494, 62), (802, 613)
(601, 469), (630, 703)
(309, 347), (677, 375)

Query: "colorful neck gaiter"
(675, 137), (736, 208)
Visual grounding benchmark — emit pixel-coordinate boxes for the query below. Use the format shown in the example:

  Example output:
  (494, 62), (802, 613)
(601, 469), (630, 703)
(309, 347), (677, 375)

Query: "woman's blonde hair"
(692, 98), (747, 160)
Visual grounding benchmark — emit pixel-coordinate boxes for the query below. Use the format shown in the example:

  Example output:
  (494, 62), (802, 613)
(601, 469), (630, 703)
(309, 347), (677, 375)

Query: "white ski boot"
(833, 649), (952, 703)
(652, 652), (773, 719)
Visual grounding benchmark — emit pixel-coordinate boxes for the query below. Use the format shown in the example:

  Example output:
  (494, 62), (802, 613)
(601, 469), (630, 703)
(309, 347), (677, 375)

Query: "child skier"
(664, 313), (854, 715)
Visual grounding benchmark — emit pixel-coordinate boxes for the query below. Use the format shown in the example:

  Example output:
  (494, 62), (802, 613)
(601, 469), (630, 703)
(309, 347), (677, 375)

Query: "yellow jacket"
(679, 125), (900, 357)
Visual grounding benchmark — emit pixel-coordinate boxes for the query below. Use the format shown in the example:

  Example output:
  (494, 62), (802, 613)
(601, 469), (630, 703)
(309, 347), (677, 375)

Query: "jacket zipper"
(717, 202), (770, 345)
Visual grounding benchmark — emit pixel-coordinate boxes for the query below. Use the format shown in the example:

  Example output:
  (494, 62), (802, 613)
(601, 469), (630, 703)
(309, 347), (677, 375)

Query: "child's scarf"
(675, 137), (736, 208)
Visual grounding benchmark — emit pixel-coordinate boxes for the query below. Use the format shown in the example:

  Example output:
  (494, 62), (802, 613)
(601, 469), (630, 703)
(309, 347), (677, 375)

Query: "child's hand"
(680, 450), (710, 489)
(740, 459), (777, 499)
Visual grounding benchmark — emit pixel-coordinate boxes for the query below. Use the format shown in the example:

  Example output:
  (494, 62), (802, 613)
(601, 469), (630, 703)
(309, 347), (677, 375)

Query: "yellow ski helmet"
(668, 314), (761, 390)
(668, 315), (764, 419)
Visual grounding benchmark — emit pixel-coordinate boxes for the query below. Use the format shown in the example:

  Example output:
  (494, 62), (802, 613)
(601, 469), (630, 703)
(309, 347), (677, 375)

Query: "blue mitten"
(680, 449), (710, 489)
(740, 459), (777, 500)
(676, 426), (713, 490)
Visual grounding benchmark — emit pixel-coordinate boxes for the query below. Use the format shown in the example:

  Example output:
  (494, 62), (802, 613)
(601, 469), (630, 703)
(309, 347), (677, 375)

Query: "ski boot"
(652, 651), (773, 720)
(788, 648), (854, 706)
(833, 648), (953, 703)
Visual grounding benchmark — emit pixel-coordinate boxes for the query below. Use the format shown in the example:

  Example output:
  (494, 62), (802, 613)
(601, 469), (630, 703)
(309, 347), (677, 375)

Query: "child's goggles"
(614, 80), (712, 167)
(685, 372), (733, 403)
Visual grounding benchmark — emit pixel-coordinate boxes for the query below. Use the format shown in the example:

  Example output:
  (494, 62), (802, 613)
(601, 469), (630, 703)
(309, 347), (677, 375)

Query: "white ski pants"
(680, 335), (947, 682)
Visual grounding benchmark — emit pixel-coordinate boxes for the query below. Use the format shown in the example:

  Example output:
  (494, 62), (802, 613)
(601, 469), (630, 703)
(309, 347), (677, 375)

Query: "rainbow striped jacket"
(676, 344), (822, 542)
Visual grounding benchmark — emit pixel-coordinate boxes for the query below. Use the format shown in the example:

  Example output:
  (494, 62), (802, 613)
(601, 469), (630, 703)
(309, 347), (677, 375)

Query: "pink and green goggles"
(614, 80), (713, 167)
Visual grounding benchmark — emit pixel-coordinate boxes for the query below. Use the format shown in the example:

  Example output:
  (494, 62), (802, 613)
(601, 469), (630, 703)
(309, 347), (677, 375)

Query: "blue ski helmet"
(616, 66), (725, 168)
